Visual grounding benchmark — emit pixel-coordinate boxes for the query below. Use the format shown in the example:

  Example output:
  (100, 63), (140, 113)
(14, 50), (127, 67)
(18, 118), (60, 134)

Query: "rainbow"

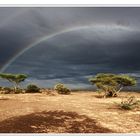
(0, 24), (131, 72)
(0, 25), (93, 72)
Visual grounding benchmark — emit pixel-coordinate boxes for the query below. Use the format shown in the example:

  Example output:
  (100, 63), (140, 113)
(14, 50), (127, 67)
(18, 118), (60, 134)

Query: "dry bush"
(41, 89), (57, 96)
(117, 96), (140, 110)
(54, 83), (71, 95)
(0, 87), (23, 94)
(0, 87), (13, 94)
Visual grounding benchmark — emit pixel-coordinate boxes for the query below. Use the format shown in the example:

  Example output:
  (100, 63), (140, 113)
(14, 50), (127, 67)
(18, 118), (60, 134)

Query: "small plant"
(1, 87), (13, 94)
(118, 96), (140, 110)
(0, 87), (23, 94)
(54, 83), (71, 95)
(14, 88), (23, 94)
(25, 84), (40, 93)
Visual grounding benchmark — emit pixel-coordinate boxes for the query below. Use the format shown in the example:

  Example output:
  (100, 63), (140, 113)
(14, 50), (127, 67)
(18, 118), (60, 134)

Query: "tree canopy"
(0, 73), (28, 90)
(89, 73), (136, 97)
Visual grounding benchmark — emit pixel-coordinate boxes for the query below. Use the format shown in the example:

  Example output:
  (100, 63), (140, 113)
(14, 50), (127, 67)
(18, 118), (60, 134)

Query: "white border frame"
(0, 4), (140, 7)
(0, 4), (139, 139)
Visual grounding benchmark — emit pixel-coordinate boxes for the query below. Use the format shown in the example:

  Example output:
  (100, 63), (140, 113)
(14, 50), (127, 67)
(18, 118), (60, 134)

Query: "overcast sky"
(0, 7), (140, 89)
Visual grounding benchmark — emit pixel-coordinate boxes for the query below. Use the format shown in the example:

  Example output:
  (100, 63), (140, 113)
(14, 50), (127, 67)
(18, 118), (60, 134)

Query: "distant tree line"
(0, 72), (137, 96)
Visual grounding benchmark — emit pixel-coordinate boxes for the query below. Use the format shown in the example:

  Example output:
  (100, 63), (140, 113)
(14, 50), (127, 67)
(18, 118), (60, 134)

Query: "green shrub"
(118, 96), (140, 110)
(25, 84), (40, 93)
(14, 88), (23, 94)
(54, 83), (71, 95)
(0, 87), (23, 94)
(1, 87), (13, 94)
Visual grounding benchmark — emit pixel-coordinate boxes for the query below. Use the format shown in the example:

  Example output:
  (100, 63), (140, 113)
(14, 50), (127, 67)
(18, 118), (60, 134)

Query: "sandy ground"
(0, 91), (140, 133)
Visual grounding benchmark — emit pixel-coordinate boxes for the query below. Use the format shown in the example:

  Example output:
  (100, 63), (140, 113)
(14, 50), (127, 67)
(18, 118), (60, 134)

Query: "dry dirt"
(0, 91), (140, 133)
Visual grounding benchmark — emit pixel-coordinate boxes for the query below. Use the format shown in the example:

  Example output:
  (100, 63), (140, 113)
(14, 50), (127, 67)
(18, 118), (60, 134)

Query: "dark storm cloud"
(1, 7), (140, 88)
(5, 26), (140, 78)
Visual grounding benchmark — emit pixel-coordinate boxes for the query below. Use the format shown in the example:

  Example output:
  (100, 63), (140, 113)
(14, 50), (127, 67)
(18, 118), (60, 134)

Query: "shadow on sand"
(0, 110), (113, 133)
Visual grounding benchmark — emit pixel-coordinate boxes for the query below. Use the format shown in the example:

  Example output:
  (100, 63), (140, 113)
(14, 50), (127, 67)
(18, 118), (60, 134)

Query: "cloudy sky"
(0, 7), (140, 89)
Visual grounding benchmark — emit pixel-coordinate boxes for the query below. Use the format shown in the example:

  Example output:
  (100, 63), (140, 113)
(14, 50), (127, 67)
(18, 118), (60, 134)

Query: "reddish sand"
(0, 91), (140, 133)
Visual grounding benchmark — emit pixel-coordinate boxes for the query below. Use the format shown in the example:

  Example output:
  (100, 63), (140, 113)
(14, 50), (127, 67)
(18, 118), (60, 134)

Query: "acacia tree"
(0, 73), (28, 90)
(89, 73), (136, 97)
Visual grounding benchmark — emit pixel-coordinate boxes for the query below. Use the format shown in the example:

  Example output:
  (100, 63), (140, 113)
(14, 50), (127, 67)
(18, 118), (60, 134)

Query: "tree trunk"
(12, 82), (19, 92)
(112, 86), (123, 97)
(104, 89), (108, 98)
(116, 86), (123, 94)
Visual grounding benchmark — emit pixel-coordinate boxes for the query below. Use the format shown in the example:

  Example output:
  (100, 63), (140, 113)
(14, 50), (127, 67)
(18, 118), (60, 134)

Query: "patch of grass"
(0, 87), (13, 94)
(0, 87), (23, 94)
(117, 96), (140, 110)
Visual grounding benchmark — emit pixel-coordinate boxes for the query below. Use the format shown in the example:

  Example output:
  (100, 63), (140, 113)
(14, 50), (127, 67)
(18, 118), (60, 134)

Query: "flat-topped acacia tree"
(0, 73), (28, 90)
(89, 73), (136, 97)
